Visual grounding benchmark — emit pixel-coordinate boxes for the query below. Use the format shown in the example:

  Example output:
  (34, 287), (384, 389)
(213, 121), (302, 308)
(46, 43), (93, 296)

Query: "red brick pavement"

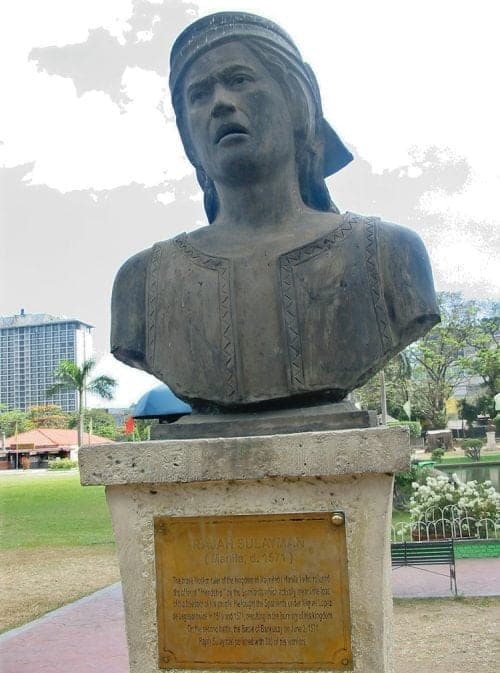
(1, 559), (498, 673)
(392, 556), (500, 598)
(0, 584), (129, 673)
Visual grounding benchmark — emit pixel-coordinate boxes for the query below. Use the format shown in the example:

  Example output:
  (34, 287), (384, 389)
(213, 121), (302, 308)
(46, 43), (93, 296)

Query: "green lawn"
(392, 509), (410, 524)
(438, 452), (500, 465)
(0, 471), (114, 549)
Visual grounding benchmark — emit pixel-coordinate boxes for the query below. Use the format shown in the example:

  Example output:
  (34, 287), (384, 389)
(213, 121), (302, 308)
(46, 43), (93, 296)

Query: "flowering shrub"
(387, 420), (422, 438)
(48, 458), (78, 470)
(409, 474), (500, 538)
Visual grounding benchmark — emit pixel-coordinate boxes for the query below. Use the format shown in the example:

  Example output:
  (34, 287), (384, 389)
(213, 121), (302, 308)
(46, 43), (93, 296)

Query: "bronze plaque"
(154, 512), (352, 670)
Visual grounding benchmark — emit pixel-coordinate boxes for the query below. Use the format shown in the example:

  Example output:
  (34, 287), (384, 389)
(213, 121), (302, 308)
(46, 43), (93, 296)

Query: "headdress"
(169, 12), (352, 177)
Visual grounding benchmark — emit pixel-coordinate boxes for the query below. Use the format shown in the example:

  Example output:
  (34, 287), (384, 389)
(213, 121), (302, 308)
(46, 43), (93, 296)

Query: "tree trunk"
(380, 370), (387, 425)
(78, 388), (84, 449)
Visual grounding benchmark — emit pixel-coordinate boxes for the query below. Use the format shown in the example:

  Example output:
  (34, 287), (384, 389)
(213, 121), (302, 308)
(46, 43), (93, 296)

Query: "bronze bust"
(111, 12), (439, 412)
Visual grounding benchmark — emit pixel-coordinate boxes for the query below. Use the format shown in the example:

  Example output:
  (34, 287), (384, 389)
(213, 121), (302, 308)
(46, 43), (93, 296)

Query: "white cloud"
(0, 61), (189, 190)
(2, 0), (499, 197)
(420, 174), (500, 225)
(86, 353), (163, 409)
(121, 66), (165, 105)
(2, 0), (499, 404)
(432, 238), (500, 299)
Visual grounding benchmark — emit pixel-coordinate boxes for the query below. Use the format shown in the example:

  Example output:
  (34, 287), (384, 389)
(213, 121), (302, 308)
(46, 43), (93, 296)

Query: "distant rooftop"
(0, 310), (93, 329)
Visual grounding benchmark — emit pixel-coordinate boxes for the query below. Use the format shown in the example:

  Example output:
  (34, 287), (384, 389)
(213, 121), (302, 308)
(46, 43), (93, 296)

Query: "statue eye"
(229, 74), (251, 88)
(189, 88), (209, 105)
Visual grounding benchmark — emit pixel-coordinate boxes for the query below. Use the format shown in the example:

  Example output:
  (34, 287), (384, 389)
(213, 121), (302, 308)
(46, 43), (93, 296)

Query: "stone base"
(151, 402), (377, 440)
(79, 426), (410, 673)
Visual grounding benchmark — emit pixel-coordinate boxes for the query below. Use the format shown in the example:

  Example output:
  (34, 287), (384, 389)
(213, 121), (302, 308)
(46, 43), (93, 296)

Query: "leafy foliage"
(0, 404), (71, 436)
(47, 359), (116, 402)
(355, 293), (499, 429)
(460, 308), (500, 396)
(495, 415), (500, 434)
(431, 447), (445, 462)
(0, 406), (32, 437)
(48, 458), (78, 470)
(26, 405), (70, 429)
(47, 359), (117, 447)
(458, 396), (495, 425)
(387, 420), (422, 438)
(410, 474), (500, 537)
(393, 465), (431, 510)
(462, 438), (483, 462)
(68, 407), (118, 439)
(354, 352), (413, 418)
(407, 293), (477, 428)
(115, 418), (156, 442)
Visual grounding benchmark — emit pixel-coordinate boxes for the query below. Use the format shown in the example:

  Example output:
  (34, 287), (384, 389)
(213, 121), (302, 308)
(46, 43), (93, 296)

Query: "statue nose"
(211, 86), (237, 118)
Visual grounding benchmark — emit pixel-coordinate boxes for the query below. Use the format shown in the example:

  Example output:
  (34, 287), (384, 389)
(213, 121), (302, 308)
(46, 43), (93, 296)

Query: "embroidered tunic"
(111, 213), (439, 409)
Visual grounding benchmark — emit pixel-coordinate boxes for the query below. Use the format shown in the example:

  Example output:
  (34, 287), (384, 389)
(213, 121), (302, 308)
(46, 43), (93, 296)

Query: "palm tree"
(47, 359), (117, 448)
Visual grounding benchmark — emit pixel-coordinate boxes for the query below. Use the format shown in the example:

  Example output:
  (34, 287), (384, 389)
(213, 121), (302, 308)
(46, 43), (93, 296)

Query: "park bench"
(391, 539), (458, 595)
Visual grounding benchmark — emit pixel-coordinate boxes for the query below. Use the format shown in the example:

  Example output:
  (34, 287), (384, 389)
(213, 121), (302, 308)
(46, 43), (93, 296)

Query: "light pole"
(380, 370), (388, 426)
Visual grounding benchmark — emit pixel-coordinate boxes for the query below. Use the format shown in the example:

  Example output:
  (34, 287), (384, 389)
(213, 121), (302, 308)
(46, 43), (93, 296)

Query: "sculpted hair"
(172, 37), (339, 223)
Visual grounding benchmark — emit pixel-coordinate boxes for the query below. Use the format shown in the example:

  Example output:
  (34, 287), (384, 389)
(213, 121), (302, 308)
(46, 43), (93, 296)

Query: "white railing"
(392, 504), (500, 542)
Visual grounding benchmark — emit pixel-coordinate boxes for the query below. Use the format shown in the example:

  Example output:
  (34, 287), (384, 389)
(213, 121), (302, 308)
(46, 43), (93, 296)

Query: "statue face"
(182, 41), (296, 185)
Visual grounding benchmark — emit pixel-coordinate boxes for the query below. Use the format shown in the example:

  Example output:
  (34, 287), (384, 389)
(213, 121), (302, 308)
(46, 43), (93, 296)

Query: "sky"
(1, 0), (499, 408)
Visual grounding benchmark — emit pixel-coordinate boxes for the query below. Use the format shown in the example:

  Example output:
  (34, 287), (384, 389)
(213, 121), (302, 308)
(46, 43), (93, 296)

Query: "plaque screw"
(341, 658), (349, 666)
(331, 513), (345, 526)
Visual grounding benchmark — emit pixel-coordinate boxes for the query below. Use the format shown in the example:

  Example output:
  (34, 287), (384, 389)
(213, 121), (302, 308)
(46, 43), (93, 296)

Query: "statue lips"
(214, 122), (249, 145)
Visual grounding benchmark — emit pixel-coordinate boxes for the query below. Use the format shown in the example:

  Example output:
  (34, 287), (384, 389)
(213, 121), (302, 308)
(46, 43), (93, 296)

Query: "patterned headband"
(169, 12), (353, 177)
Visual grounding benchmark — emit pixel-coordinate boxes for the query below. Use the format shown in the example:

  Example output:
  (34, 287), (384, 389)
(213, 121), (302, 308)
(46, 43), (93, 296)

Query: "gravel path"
(394, 597), (500, 673)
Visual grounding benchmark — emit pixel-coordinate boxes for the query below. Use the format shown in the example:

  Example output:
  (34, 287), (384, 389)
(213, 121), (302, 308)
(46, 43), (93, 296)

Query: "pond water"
(438, 463), (500, 491)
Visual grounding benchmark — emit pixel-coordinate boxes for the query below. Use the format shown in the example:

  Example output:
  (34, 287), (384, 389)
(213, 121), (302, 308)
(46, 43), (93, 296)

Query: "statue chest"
(146, 213), (395, 407)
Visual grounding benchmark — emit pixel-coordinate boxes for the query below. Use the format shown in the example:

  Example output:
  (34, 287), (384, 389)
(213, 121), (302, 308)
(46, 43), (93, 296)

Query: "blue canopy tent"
(131, 384), (191, 422)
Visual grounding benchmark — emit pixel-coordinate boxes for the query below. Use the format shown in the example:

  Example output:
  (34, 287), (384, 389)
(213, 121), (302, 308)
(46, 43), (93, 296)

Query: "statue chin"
(209, 144), (292, 189)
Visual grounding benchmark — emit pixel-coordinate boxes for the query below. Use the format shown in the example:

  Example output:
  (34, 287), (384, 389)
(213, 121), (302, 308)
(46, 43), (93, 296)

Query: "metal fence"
(392, 504), (500, 542)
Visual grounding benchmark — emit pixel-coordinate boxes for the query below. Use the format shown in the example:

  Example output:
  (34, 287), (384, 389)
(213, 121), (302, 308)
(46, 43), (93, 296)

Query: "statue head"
(169, 12), (353, 222)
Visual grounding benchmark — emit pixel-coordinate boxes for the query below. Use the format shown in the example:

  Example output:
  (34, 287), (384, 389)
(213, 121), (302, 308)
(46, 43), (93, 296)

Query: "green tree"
(458, 394), (496, 428)
(47, 360), (117, 448)
(26, 404), (70, 429)
(68, 407), (118, 440)
(0, 406), (31, 438)
(460, 308), (499, 397)
(354, 351), (413, 419)
(355, 293), (498, 429)
(407, 293), (476, 428)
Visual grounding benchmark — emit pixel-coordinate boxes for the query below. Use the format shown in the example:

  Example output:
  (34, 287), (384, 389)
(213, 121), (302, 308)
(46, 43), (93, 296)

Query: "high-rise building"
(0, 310), (93, 412)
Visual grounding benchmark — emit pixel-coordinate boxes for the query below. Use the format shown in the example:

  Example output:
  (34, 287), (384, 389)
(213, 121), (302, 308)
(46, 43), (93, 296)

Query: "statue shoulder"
(111, 247), (152, 370)
(376, 219), (440, 346)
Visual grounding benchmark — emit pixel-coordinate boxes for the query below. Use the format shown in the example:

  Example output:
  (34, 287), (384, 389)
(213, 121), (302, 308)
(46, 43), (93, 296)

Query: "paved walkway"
(1, 558), (499, 673)
(392, 556), (500, 598)
(0, 584), (128, 673)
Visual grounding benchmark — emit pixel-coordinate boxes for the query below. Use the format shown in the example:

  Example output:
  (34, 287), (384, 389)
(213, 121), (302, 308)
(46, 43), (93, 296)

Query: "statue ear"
(278, 68), (318, 161)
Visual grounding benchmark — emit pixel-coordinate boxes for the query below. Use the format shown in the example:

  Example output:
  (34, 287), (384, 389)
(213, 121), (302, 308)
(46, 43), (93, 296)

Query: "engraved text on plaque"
(154, 512), (352, 669)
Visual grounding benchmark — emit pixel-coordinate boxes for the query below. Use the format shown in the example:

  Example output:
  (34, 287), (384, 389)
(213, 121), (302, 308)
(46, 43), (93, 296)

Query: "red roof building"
(3, 428), (114, 469)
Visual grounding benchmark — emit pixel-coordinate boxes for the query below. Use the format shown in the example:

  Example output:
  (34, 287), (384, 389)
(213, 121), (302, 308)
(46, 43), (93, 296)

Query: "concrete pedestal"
(485, 430), (497, 451)
(79, 426), (409, 673)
